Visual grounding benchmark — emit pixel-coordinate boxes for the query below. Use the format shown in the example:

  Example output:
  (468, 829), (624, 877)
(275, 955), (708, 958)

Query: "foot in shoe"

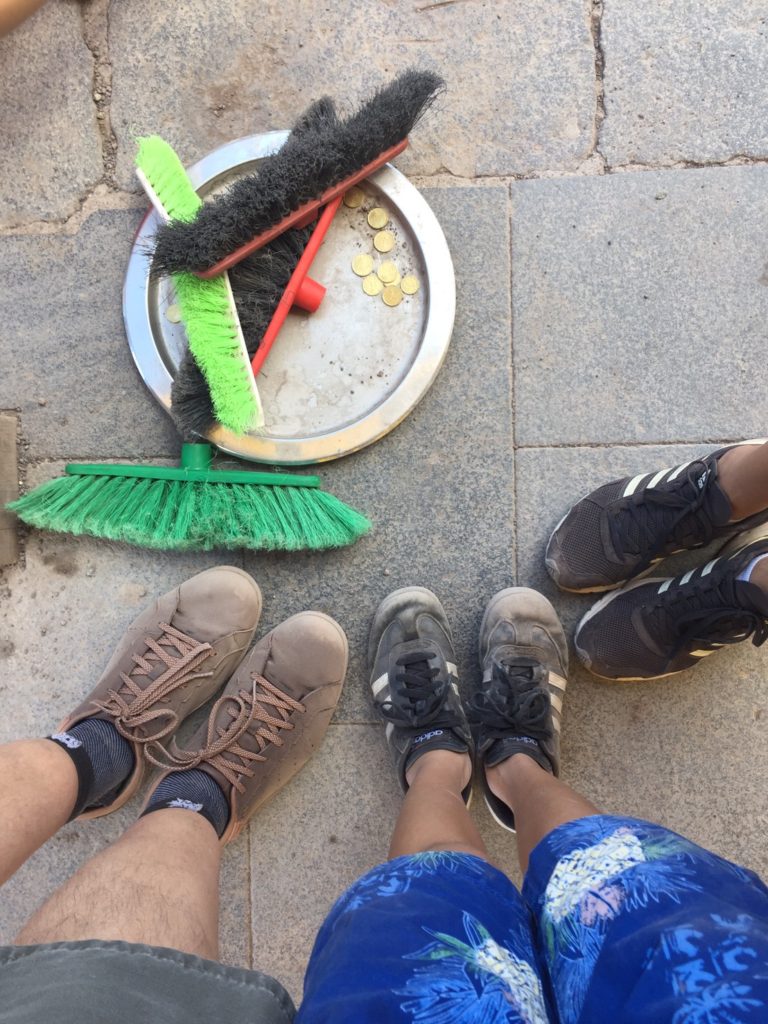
(50, 567), (262, 821)
(144, 611), (348, 843)
(574, 527), (768, 680)
(545, 439), (768, 593)
(470, 588), (568, 832)
(368, 587), (474, 803)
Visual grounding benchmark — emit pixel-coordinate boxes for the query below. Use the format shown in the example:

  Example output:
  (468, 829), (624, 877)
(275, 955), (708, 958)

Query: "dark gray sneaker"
(368, 587), (473, 804)
(470, 588), (568, 832)
(575, 527), (768, 680)
(546, 439), (768, 593)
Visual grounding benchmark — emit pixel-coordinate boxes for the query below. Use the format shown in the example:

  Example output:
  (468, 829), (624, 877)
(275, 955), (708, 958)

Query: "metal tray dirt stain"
(123, 132), (455, 465)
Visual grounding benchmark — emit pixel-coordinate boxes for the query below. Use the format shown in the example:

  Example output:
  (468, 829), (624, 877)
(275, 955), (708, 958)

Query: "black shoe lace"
(469, 658), (553, 744)
(609, 459), (717, 561)
(379, 651), (463, 730)
(646, 572), (768, 660)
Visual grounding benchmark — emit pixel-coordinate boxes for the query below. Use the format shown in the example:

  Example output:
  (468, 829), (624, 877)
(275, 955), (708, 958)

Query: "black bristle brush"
(170, 225), (311, 437)
(151, 69), (445, 277)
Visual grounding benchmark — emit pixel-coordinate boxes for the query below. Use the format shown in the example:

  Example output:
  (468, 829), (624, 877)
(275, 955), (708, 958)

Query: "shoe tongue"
(736, 578), (768, 618)
(703, 472), (733, 528)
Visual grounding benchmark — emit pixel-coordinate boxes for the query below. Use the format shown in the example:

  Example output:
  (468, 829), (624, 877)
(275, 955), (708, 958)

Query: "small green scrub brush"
(136, 136), (263, 436)
(9, 443), (371, 552)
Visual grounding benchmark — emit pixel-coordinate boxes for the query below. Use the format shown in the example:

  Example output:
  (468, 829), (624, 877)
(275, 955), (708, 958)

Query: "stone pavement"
(1, 0), (767, 1003)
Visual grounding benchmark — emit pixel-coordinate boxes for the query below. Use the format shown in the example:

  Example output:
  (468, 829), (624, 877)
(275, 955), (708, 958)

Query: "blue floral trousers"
(296, 815), (768, 1024)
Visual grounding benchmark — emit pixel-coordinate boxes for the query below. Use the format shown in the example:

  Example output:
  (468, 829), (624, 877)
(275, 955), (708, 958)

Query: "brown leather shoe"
(145, 611), (348, 844)
(58, 566), (262, 820)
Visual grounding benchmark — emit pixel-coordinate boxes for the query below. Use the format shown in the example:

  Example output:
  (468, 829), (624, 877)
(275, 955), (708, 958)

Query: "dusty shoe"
(146, 611), (348, 844)
(57, 566), (262, 819)
(471, 588), (568, 832)
(575, 527), (768, 681)
(368, 586), (473, 804)
(546, 439), (768, 593)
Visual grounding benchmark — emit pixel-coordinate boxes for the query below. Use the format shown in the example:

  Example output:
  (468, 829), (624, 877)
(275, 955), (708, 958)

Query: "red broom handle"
(197, 138), (408, 279)
(251, 195), (343, 376)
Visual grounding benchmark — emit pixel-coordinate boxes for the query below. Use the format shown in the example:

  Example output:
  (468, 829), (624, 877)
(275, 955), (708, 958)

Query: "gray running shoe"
(368, 587), (473, 803)
(471, 588), (568, 832)
(546, 439), (768, 593)
(575, 528), (768, 680)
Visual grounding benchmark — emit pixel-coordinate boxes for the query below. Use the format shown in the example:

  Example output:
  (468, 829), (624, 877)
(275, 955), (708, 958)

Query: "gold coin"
(382, 285), (403, 307)
(165, 303), (182, 324)
(351, 253), (374, 276)
(377, 260), (399, 284)
(373, 230), (395, 253)
(362, 274), (383, 296)
(367, 207), (389, 229)
(401, 275), (420, 295)
(344, 187), (365, 209)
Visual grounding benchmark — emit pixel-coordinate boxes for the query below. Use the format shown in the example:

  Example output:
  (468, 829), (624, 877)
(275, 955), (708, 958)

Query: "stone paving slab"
(108, 0), (595, 187)
(248, 723), (523, 1002)
(512, 165), (768, 446)
(515, 443), (768, 877)
(602, 1), (768, 166)
(0, 209), (179, 460)
(0, 3), (102, 227)
(244, 186), (515, 723)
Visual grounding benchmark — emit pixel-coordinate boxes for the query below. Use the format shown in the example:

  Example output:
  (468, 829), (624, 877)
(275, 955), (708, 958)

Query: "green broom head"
(8, 444), (370, 552)
(136, 136), (264, 435)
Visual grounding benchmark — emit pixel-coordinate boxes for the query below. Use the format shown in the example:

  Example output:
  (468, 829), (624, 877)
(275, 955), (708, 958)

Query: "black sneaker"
(368, 587), (473, 804)
(470, 588), (568, 832)
(546, 439), (768, 593)
(574, 527), (768, 680)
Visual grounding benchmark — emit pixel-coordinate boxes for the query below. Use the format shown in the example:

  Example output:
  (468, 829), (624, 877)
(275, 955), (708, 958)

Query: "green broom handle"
(66, 443), (320, 488)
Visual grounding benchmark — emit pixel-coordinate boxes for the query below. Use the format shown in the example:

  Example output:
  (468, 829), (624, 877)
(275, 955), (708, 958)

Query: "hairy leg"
(388, 749), (488, 860)
(16, 809), (221, 959)
(0, 739), (78, 886)
(487, 754), (599, 874)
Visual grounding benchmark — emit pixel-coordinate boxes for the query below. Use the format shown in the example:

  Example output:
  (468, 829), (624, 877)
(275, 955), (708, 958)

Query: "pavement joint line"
(507, 179), (519, 585)
(79, 0), (118, 189)
(515, 439), (749, 450)
(588, 0), (606, 165)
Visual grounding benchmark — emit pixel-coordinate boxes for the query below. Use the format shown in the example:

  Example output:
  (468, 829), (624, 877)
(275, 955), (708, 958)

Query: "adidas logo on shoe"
(413, 729), (445, 745)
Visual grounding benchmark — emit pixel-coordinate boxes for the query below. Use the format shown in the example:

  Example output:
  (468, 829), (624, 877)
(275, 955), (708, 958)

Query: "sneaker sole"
(483, 792), (516, 834)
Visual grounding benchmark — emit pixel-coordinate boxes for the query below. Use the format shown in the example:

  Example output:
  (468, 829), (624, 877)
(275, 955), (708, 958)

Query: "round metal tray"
(123, 132), (455, 465)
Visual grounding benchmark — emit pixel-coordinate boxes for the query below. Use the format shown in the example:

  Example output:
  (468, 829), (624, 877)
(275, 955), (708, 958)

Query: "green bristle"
(136, 136), (263, 435)
(9, 471), (371, 552)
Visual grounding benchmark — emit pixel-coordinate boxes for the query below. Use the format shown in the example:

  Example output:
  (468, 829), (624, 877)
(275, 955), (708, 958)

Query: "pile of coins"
(345, 186), (420, 308)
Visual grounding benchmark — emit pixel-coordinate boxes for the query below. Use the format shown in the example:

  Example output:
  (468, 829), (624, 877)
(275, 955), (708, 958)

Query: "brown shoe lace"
(146, 675), (305, 793)
(90, 623), (213, 744)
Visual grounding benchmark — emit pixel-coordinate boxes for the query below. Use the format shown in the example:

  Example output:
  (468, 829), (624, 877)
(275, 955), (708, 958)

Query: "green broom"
(136, 135), (263, 436)
(9, 443), (370, 551)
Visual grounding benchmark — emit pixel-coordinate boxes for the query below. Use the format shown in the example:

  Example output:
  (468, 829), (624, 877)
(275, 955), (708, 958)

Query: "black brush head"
(169, 224), (312, 438)
(153, 69), (444, 275)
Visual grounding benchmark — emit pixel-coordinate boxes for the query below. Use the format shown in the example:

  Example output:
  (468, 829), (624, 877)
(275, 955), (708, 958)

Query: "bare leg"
(388, 749), (488, 861)
(0, 739), (78, 886)
(487, 754), (599, 874)
(717, 441), (768, 521)
(16, 809), (221, 959)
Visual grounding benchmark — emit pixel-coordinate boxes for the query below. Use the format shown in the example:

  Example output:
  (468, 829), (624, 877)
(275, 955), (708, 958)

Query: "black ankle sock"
(141, 769), (230, 837)
(48, 718), (135, 819)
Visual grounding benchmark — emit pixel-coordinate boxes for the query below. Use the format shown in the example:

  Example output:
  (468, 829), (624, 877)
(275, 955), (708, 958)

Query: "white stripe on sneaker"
(385, 722), (395, 741)
(623, 473), (650, 497)
(372, 674), (389, 698)
(690, 649), (716, 658)
(658, 579), (673, 594)
(701, 559), (719, 576)
(667, 461), (692, 482)
(679, 570), (695, 585)
(648, 468), (671, 489)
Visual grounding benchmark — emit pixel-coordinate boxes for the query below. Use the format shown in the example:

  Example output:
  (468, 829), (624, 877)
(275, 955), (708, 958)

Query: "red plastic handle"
(251, 195), (343, 376)
(197, 137), (408, 279)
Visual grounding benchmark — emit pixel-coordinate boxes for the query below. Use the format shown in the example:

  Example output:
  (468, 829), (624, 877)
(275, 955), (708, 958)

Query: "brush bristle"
(136, 136), (263, 435)
(9, 472), (371, 551)
(152, 69), (445, 274)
